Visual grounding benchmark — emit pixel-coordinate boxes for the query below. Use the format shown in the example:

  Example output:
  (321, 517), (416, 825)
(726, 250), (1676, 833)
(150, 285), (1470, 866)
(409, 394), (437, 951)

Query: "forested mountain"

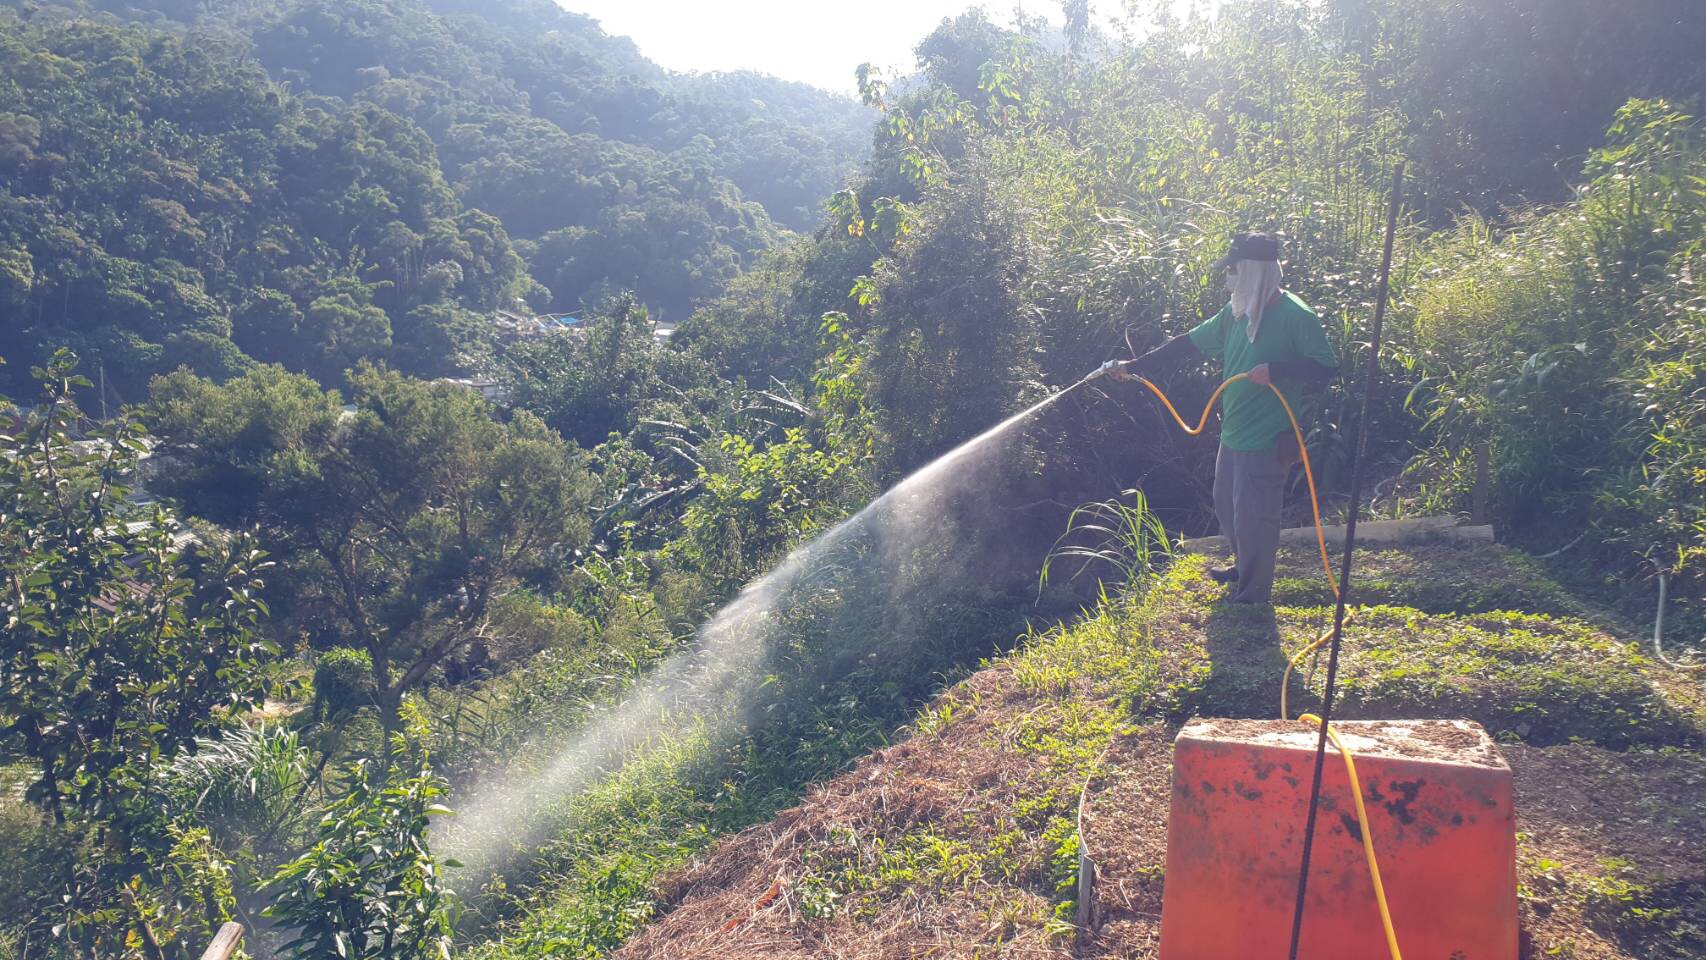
(0, 0), (871, 400)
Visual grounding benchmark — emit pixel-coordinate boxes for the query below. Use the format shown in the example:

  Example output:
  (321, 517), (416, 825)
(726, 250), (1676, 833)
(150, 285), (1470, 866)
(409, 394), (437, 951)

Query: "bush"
(265, 746), (456, 960)
(160, 726), (313, 854)
(0, 793), (82, 956)
(1404, 100), (1706, 586)
(315, 648), (377, 719)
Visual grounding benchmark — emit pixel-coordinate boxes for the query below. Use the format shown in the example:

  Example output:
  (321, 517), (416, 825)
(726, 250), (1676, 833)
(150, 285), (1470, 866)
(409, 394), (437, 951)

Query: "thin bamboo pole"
(1284, 160), (1406, 960)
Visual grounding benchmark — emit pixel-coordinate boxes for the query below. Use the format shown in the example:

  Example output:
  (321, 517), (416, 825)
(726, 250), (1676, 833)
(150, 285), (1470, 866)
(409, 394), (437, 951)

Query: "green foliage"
(265, 745), (457, 960)
(0, 350), (276, 956)
(1326, 0), (1706, 211)
(859, 163), (1043, 473)
(0, 12), (540, 395)
(1269, 542), (1596, 621)
(304, 292), (394, 383)
(826, 0), (1423, 503)
(0, 0), (872, 396)
(7, 2), (1706, 957)
(670, 428), (857, 591)
(1006, 594), (1165, 710)
(160, 725), (314, 856)
(414, 588), (666, 775)
(97, 825), (246, 960)
(0, 791), (83, 957)
(1040, 488), (1172, 596)
(1581, 861), (1706, 960)
(501, 298), (684, 448)
(1404, 101), (1706, 592)
(1327, 607), (1690, 747)
(1151, 551), (1695, 747)
(672, 241), (872, 387)
(469, 727), (717, 960)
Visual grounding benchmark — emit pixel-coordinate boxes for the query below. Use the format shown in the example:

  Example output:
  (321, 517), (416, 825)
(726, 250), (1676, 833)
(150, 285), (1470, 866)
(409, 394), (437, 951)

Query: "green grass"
(1328, 608), (1689, 746)
(1523, 853), (1706, 960)
(462, 685), (919, 959)
(1582, 866), (1706, 960)
(465, 724), (730, 960)
(795, 819), (1064, 921)
(1269, 540), (1605, 621)
(1154, 552), (1695, 747)
(0, 792), (82, 957)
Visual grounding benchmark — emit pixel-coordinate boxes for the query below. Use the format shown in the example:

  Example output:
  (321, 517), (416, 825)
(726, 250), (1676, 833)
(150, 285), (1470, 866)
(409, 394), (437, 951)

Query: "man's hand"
(1247, 362), (1272, 387)
(1108, 360), (1135, 382)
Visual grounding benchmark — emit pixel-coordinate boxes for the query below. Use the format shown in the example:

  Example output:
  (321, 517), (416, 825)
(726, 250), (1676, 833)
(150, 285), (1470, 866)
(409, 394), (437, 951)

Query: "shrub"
(315, 648), (377, 719)
(1404, 100), (1706, 587)
(265, 746), (457, 960)
(160, 726), (313, 853)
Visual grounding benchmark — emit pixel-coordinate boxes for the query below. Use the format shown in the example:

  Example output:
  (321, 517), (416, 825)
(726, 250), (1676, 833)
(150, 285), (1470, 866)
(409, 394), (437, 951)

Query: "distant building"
(489, 307), (671, 344)
(436, 377), (509, 404)
(490, 309), (583, 342)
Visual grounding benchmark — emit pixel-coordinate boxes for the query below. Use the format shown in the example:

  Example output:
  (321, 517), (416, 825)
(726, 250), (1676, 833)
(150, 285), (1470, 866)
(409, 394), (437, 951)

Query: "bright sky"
(556, 1), (1221, 97)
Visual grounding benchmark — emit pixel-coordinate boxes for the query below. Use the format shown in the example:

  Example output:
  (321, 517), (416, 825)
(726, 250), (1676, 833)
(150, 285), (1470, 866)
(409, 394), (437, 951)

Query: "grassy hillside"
(606, 539), (1705, 959)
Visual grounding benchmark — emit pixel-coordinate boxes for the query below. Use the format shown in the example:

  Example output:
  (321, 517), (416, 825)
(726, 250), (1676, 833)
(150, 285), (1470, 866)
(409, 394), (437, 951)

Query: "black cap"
(1211, 232), (1281, 270)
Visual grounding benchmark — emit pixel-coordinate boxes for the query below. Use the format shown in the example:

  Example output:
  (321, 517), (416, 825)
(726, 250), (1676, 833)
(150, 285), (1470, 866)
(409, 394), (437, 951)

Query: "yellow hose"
(1134, 372), (1401, 960)
(1135, 373), (1337, 593)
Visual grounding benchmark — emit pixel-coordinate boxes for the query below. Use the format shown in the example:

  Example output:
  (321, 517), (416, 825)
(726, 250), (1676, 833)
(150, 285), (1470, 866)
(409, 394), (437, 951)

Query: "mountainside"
(610, 540), (1706, 958)
(0, 0), (873, 399)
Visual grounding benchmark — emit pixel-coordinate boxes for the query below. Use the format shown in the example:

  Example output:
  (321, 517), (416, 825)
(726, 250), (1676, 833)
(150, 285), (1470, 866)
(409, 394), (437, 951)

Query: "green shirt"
(1187, 291), (1338, 452)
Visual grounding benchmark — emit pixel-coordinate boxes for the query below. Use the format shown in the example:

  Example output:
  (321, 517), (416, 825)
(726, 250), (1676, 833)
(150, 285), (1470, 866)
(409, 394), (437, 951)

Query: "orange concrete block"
(1158, 718), (1517, 960)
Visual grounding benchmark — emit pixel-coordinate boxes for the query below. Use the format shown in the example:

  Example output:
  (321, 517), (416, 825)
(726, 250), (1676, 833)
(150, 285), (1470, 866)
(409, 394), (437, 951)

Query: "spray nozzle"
(1088, 360), (1124, 381)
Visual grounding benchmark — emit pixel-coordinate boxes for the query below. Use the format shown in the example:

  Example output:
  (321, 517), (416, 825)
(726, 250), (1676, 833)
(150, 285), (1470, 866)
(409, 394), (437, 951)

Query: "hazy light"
(439, 380), (1087, 883)
(554, 1), (1221, 96)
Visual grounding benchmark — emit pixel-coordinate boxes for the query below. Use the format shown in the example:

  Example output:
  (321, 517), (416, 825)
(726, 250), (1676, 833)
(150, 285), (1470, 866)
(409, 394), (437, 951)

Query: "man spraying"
(1110, 232), (1338, 604)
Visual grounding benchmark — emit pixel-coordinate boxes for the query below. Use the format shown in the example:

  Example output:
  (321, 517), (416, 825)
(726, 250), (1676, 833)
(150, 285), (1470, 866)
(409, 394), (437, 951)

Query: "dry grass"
(619, 664), (1109, 959)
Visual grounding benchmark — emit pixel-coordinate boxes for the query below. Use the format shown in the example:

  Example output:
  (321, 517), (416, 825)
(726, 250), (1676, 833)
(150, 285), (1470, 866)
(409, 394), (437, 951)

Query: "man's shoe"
(1209, 564), (1239, 584)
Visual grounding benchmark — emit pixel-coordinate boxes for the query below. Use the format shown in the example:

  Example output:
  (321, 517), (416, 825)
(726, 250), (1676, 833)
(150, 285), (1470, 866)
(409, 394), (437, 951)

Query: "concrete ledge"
(1178, 515), (1493, 554)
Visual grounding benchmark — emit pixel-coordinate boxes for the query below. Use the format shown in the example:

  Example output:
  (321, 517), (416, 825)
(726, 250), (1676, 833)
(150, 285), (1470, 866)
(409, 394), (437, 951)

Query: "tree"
(861, 166), (1041, 474)
(232, 288), (307, 367)
(149, 363), (597, 733)
(393, 301), (483, 377)
(304, 292), (393, 382)
(1324, 0), (1706, 211)
(1, 350), (276, 822)
(501, 297), (670, 447)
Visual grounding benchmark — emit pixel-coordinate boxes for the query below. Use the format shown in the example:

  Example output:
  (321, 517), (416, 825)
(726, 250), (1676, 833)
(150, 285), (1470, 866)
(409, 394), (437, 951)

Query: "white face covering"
(1226, 259), (1284, 342)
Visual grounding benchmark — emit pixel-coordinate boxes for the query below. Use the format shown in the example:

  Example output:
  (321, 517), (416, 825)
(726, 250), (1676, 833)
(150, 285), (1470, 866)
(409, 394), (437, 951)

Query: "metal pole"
(1285, 160), (1405, 960)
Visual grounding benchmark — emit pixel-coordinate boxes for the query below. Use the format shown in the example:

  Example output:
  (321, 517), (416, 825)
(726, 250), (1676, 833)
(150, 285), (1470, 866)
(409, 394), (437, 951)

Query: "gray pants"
(1213, 440), (1290, 604)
